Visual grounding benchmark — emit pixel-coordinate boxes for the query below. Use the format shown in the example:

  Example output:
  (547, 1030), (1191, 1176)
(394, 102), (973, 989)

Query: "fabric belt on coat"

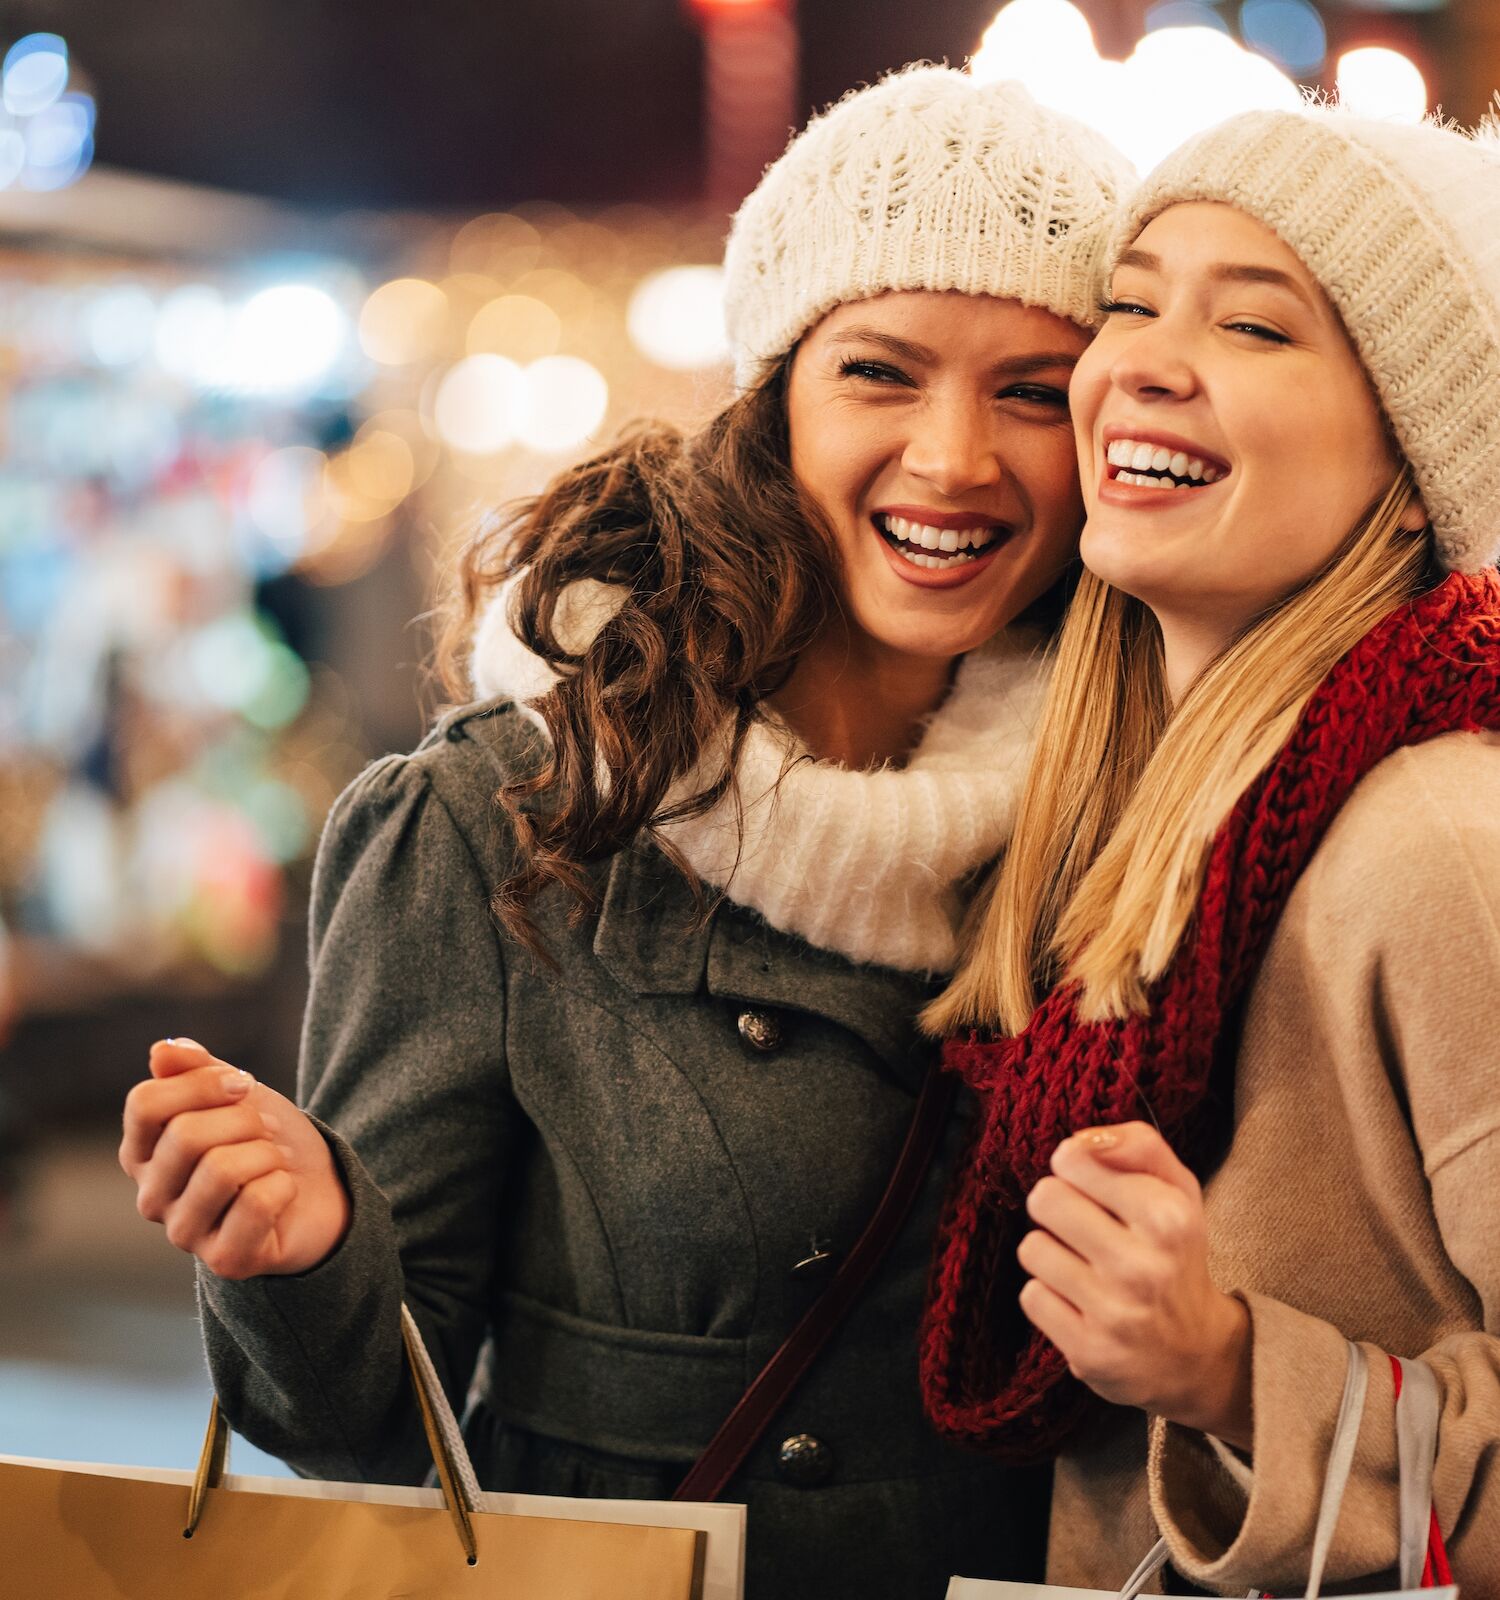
(483, 1288), (983, 1484)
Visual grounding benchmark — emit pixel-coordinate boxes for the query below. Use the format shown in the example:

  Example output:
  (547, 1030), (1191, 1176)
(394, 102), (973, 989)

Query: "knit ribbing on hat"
(471, 575), (1050, 975)
(1117, 108), (1500, 574)
(722, 66), (1134, 389)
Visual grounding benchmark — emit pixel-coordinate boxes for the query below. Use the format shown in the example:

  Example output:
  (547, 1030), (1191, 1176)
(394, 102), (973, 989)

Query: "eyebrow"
(825, 326), (1081, 376)
(1114, 247), (1317, 312)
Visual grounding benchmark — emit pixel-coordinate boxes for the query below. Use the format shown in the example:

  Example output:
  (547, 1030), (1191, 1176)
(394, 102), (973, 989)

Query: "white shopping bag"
(948, 1344), (1455, 1600)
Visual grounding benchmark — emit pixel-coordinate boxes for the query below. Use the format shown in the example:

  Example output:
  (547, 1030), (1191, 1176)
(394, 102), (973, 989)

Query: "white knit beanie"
(1119, 107), (1500, 574)
(722, 66), (1134, 389)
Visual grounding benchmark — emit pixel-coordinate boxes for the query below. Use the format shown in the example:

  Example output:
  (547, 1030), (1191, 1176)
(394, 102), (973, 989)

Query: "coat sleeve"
(1147, 740), (1500, 1592)
(196, 750), (518, 1485)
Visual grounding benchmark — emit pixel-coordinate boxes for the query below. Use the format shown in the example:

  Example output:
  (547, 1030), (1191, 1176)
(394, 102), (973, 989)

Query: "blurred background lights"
(434, 353), (525, 454)
(226, 284), (348, 395)
(0, 33), (94, 189)
(972, 0), (1301, 172)
(467, 294), (561, 363)
(515, 355), (609, 454)
(1239, 0), (1326, 74)
(1145, 3), (1232, 36)
(1336, 45), (1428, 120)
(3, 33), (68, 117)
(84, 283), (156, 368)
(357, 277), (449, 366)
(24, 92), (93, 178)
(153, 285), (231, 385)
(0, 128), (25, 189)
(246, 446), (328, 564)
(627, 266), (729, 370)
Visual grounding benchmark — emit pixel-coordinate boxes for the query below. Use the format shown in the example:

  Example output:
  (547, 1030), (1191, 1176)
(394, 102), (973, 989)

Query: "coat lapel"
(594, 840), (934, 1092)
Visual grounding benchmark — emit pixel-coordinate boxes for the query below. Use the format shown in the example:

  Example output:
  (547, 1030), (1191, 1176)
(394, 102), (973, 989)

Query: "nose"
(1108, 317), (1199, 404)
(900, 395), (1004, 498)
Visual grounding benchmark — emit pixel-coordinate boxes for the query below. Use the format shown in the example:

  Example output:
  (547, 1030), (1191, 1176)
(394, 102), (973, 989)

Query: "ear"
(1399, 494), (1430, 534)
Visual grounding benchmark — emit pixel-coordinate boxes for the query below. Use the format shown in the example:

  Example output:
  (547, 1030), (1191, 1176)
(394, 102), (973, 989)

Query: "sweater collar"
(471, 576), (1050, 976)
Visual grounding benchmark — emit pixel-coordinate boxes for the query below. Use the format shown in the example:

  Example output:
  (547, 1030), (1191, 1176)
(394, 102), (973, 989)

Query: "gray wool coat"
(197, 699), (1048, 1599)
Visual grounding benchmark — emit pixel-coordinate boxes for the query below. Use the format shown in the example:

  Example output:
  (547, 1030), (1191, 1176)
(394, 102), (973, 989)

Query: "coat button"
(736, 1008), (785, 1053)
(776, 1433), (834, 1487)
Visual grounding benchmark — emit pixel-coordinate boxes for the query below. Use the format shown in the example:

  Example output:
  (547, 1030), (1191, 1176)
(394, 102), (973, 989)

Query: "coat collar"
(593, 838), (934, 1092)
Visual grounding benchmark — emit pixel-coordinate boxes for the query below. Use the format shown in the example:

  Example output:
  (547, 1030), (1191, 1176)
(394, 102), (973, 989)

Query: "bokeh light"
(358, 277), (450, 366)
(971, 0), (1302, 172)
(1239, 0), (1326, 75)
(1336, 45), (1428, 121)
(467, 294), (562, 363)
(84, 283), (156, 368)
(433, 354), (525, 454)
(515, 355), (609, 454)
(246, 446), (329, 563)
(226, 284), (348, 395)
(627, 266), (729, 370)
(154, 285), (232, 386)
(2, 33), (68, 118)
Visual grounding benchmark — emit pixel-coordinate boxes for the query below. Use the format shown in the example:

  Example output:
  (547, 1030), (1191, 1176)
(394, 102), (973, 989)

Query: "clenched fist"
(120, 1038), (351, 1280)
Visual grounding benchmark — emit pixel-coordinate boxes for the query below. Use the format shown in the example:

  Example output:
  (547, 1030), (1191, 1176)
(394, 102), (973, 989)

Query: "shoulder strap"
(673, 1060), (958, 1503)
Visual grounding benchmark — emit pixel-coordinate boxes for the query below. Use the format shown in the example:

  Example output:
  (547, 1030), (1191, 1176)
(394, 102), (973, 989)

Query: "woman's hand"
(120, 1038), (351, 1280)
(1016, 1120), (1253, 1449)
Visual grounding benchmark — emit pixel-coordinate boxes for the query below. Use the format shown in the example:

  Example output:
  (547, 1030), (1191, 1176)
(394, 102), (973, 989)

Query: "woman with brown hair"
(921, 104), (1500, 1593)
(117, 68), (1130, 1598)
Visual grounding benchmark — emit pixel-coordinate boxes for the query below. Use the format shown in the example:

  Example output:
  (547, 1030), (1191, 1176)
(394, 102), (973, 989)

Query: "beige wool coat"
(1046, 729), (1500, 1595)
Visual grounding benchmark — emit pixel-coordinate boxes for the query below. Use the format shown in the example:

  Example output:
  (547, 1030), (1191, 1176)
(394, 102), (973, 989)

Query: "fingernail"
(275, 1143), (296, 1163)
(219, 1068), (254, 1098)
(167, 1037), (205, 1051)
(1083, 1130), (1118, 1151)
(260, 1112), (282, 1137)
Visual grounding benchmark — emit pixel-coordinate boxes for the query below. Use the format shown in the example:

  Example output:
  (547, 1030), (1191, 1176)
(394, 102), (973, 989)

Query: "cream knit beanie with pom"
(1119, 107), (1500, 574)
(722, 66), (1133, 389)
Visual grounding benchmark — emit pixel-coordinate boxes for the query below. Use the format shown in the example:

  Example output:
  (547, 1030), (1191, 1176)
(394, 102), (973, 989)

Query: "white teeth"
(880, 515), (999, 560)
(1107, 438), (1226, 485)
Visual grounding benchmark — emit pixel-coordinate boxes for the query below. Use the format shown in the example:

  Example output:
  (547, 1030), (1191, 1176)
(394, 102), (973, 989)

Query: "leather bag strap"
(672, 1060), (958, 1503)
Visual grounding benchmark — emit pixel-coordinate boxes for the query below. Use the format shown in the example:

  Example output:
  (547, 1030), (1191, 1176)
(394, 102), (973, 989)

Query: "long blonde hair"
(926, 467), (1433, 1037)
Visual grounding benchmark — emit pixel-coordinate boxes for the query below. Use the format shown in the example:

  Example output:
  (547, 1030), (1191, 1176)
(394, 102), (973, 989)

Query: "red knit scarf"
(920, 569), (1500, 1460)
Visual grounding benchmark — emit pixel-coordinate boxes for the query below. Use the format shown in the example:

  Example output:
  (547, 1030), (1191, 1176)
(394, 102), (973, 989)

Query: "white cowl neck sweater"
(471, 577), (1049, 977)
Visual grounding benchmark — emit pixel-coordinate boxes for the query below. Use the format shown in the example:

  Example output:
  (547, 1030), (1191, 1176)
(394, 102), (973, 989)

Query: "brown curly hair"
(435, 353), (843, 958)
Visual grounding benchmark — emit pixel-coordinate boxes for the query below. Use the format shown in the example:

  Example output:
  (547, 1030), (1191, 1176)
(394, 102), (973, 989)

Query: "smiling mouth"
(872, 513), (1005, 571)
(1105, 437), (1229, 490)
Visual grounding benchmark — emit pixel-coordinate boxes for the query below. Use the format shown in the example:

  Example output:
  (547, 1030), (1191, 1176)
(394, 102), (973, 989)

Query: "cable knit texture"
(1118, 107), (1500, 573)
(722, 66), (1133, 388)
(471, 575), (1050, 976)
(919, 570), (1500, 1459)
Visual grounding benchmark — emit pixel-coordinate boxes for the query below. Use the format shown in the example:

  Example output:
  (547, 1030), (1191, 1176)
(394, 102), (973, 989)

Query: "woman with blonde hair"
(118, 69), (1132, 1598)
(921, 106), (1500, 1592)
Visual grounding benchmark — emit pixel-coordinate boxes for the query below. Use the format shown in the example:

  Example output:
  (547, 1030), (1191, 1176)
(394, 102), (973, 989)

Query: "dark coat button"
(776, 1433), (834, 1487)
(736, 1008), (785, 1053)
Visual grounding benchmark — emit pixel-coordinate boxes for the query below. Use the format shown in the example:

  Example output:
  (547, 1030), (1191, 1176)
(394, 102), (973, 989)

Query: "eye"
(1098, 298), (1155, 319)
(837, 358), (911, 385)
(1001, 384), (1069, 407)
(1224, 320), (1290, 345)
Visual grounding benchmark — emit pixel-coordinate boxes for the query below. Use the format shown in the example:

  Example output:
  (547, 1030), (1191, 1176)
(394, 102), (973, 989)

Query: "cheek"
(789, 414), (890, 534)
(1013, 427), (1087, 539)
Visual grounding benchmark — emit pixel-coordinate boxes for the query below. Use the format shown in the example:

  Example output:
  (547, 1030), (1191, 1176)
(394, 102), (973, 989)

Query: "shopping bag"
(947, 1345), (1456, 1600)
(0, 1304), (746, 1599)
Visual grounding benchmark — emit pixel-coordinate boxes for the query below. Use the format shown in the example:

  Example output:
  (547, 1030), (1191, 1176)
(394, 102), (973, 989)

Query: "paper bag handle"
(186, 1303), (482, 1565)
